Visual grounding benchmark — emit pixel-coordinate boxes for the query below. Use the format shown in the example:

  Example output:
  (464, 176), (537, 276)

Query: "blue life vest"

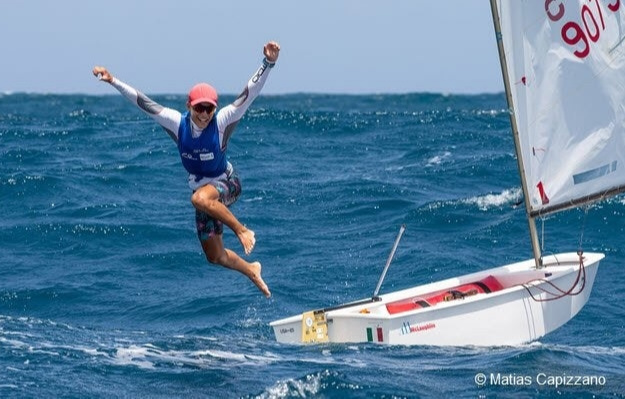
(177, 112), (227, 178)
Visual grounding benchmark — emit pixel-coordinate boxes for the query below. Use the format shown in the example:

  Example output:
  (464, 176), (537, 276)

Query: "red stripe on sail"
(537, 181), (550, 205)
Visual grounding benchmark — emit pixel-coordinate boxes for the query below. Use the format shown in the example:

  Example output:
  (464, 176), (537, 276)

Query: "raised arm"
(92, 66), (182, 142)
(216, 41), (281, 148)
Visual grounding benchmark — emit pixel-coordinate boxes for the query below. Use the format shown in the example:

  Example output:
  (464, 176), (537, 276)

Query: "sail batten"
(496, 0), (625, 217)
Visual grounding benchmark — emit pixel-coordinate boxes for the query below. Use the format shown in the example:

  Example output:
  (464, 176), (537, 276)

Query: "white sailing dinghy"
(270, 0), (625, 346)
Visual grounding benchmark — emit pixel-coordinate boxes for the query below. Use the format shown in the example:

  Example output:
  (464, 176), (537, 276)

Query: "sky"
(1, 1), (503, 96)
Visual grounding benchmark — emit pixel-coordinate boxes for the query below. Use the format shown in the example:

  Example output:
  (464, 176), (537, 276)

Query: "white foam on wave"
(109, 343), (283, 370)
(462, 188), (522, 211)
(256, 370), (328, 399)
(0, 336), (30, 350)
(426, 151), (452, 167)
(106, 340), (372, 372)
(540, 343), (625, 356)
(452, 341), (625, 357)
(172, 334), (217, 342)
(243, 196), (264, 202)
(424, 187), (522, 213)
(113, 345), (156, 369)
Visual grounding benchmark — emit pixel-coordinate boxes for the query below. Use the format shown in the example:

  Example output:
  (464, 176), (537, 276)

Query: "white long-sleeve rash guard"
(109, 58), (275, 190)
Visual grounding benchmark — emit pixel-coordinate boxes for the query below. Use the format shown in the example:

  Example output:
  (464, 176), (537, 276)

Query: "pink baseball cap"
(188, 83), (218, 106)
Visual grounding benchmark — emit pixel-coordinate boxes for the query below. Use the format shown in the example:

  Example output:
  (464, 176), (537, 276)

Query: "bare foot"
(249, 261), (271, 298)
(237, 228), (256, 255)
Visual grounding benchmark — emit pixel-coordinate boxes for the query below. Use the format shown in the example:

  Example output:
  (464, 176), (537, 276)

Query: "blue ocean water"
(1, 92), (624, 398)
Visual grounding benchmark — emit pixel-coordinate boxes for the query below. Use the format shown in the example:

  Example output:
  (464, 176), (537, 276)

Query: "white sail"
(497, 0), (625, 215)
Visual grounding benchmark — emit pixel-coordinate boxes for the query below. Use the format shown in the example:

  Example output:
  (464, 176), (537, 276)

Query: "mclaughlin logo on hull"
(400, 321), (436, 335)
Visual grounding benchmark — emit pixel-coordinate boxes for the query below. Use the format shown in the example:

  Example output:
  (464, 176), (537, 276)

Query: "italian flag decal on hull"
(366, 327), (384, 342)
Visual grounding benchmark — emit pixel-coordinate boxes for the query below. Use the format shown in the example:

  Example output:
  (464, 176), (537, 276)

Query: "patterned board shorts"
(195, 170), (242, 241)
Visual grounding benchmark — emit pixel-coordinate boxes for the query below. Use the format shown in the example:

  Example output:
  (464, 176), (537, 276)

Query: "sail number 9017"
(545, 0), (621, 58)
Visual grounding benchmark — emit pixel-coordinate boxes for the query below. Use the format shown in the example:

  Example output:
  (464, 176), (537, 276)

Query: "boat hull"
(270, 252), (603, 346)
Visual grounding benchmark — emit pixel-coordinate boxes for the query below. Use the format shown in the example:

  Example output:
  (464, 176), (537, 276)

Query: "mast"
(489, 0), (542, 267)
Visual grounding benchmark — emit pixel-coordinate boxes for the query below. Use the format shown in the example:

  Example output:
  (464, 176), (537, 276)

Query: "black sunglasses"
(192, 103), (216, 114)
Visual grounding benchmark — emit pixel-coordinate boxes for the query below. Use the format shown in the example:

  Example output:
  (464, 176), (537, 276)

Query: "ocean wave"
(252, 370), (336, 399)
(426, 151), (453, 166)
(462, 188), (522, 210)
(424, 187), (522, 212)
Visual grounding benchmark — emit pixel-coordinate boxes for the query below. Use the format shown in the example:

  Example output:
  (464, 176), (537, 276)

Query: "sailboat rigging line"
(522, 252), (586, 302)
(578, 206), (590, 253)
(540, 217), (545, 253)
